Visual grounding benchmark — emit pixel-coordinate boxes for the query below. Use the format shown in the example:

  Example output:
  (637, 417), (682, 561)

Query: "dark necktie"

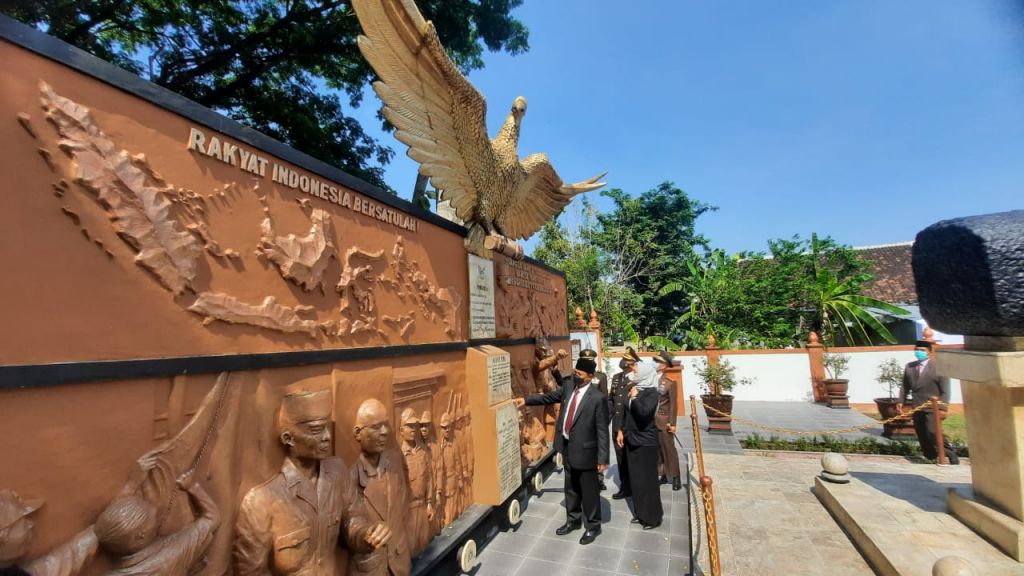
(565, 388), (582, 435)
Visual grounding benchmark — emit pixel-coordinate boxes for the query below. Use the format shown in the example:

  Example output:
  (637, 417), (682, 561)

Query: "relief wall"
(0, 40), (466, 366)
(0, 27), (568, 576)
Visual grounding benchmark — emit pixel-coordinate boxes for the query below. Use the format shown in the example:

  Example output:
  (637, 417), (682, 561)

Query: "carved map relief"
(40, 82), (203, 295)
(255, 195), (335, 293)
(13, 82), (465, 353)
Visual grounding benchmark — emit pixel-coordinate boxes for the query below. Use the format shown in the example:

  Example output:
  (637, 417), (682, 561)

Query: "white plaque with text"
(495, 402), (522, 501)
(487, 352), (512, 406)
(468, 254), (496, 339)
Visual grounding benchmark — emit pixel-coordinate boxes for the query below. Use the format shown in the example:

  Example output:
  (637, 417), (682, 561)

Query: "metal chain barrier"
(700, 476), (722, 576)
(696, 397), (943, 437)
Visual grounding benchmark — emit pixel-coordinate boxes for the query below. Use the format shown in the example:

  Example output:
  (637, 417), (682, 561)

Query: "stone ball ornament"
(820, 452), (851, 484)
(932, 555), (977, 576)
(913, 210), (1024, 337)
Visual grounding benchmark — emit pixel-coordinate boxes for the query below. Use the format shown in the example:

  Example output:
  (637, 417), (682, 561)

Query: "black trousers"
(564, 462), (601, 530)
(913, 410), (959, 464)
(626, 443), (663, 526)
(613, 426), (632, 494)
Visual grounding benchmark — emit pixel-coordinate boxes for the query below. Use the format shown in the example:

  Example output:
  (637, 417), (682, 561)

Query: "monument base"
(948, 488), (1024, 562)
(707, 416), (733, 435)
(827, 395), (850, 409)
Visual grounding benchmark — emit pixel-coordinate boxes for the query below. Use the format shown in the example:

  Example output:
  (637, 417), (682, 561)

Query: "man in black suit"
(516, 356), (610, 545)
(899, 340), (959, 465)
(578, 348), (608, 491)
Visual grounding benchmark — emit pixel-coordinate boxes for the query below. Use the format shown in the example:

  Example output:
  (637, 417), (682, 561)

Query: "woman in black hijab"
(617, 362), (663, 529)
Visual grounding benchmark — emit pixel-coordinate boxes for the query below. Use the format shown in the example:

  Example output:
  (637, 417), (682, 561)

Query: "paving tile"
(485, 531), (539, 555)
(616, 551), (671, 576)
(569, 542), (623, 572)
(514, 514), (555, 536)
(474, 550), (526, 576)
(624, 530), (671, 555)
(530, 535), (578, 561)
(513, 557), (566, 575)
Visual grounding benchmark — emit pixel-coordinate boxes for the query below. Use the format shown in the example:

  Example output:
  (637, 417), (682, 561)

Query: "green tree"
(3, 0), (529, 193)
(533, 201), (643, 344)
(594, 182), (715, 341)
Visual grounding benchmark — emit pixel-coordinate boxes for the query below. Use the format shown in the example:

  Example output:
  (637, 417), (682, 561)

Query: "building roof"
(854, 241), (917, 304)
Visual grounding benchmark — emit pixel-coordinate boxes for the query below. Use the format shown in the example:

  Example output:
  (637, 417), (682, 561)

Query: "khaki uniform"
(234, 458), (369, 576)
(401, 441), (434, 554)
(656, 375), (680, 479)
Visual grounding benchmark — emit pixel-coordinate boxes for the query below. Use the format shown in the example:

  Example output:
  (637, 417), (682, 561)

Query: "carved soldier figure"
(0, 491), (94, 576)
(234, 390), (391, 576)
(461, 408), (474, 508)
(399, 409), (434, 554)
(96, 468), (220, 576)
(533, 338), (567, 393)
(438, 412), (461, 526)
(350, 399), (411, 576)
(418, 411), (443, 536)
(453, 405), (472, 513)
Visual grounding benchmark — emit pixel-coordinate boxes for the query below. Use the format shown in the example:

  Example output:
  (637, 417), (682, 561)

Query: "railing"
(690, 395), (720, 576)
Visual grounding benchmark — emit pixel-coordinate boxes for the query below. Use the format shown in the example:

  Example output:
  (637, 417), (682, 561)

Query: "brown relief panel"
(0, 350), (469, 576)
(0, 40), (467, 365)
(494, 255), (569, 340)
(502, 342), (564, 467)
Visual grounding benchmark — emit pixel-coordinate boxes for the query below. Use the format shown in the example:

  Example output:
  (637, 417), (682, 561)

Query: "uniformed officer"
(610, 347), (641, 499)
(653, 351), (682, 491)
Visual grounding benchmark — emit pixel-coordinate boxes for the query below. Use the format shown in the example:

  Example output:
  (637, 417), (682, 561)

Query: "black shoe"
(612, 491), (631, 500)
(579, 527), (602, 545)
(555, 522), (582, 536)
(659, 475), (668, 484)
(672, 477), (682, 491)
(630, 518), (642, 524)
(599, 480), (607, 491)
(642, 520), (662, 531)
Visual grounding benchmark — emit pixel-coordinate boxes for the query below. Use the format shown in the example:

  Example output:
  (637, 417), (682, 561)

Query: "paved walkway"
(474, 461), (690, 575)
(729, 401), (889, 442)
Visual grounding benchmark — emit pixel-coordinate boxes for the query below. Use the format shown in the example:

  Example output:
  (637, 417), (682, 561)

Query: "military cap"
(653, 350), (674, 366)
(279, 389), (332, 427)
(623, 346), (642, 364)
(579, 348), (598, 360)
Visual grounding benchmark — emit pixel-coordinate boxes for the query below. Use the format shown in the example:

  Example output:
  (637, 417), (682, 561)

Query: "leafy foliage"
(4, 0), (529, 193)
(876, 358), (904, 400)
(823, 353), (850, 380)
(694, 359), (752, 396)
(740, 432), (969, 458)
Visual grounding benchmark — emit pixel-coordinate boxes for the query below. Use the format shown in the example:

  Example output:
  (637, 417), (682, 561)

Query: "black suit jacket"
(525, 375), (610, 470)
(900, 360), (951, 409)
(624, 388), (660, 448)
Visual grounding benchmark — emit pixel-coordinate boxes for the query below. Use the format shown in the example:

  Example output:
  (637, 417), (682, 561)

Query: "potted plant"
(822, 353), (850, 407)
(696, 358), (752, 434)
(874, 358), (903, 419)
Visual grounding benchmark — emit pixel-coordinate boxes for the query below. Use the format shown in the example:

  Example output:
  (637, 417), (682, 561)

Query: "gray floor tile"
(485, 531), (539, 555)
(530, 535), (578, 560)
(668, 556), (691, 575)
(667, 534), (688, 557)
(624, 530), (671, 555)
(514, 558), (566, 575)
(515, 514), (555, 536)
(616, 551), (671, 576)
(570, 543), (623, 572)
(474, 550), (526, 576)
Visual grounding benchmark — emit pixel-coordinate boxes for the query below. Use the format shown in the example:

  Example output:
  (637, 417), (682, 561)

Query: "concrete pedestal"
(938, 346), (1024, 561)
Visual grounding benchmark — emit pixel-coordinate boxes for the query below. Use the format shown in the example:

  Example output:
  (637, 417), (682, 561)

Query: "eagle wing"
(352, 0), (492, 221)
(496, 154), (607, 240)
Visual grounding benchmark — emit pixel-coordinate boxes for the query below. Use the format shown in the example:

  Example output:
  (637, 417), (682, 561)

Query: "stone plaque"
(487, 351), (512, 406)
(494, 401), (523, 501)
(469, 254), (496, 339)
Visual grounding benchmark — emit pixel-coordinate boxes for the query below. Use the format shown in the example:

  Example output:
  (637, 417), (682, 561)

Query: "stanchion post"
(700, 476), (722, 576)
(690, 395), (705, 479)
(932, 396), (947, 465)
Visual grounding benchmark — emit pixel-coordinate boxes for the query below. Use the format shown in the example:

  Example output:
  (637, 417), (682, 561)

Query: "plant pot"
(824, 379), (849, 397)
(823, 379), (850, 408)
(874, 398), (901, 420)
(701, 394), (734, 435)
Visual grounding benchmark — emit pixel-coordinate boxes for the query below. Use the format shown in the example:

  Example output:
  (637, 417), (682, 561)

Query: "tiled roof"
(854, 242), (917, 304)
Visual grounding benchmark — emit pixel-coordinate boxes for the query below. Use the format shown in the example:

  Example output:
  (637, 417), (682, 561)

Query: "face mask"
(914, 350), (929, 361)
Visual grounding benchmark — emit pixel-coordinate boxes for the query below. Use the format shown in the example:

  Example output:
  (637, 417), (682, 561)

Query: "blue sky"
(349, 0), (1024, 255)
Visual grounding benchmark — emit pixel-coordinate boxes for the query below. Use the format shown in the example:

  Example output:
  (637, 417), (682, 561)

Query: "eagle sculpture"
(352, 0), (606, 259)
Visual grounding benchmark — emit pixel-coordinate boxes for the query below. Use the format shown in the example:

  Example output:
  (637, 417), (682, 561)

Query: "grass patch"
(862, 412), (968, 444)
(740, 432), (969, 458)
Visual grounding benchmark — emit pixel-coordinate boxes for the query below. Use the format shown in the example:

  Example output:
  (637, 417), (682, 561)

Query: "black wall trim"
(0, 334), (575, 390)
(0, 14), (466, 238)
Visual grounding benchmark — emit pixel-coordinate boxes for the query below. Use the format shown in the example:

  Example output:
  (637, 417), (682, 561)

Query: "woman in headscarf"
(617, 361), (663, 529)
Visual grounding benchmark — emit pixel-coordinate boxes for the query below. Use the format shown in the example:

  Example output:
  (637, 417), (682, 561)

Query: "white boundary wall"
(601, 347), (963, 405)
